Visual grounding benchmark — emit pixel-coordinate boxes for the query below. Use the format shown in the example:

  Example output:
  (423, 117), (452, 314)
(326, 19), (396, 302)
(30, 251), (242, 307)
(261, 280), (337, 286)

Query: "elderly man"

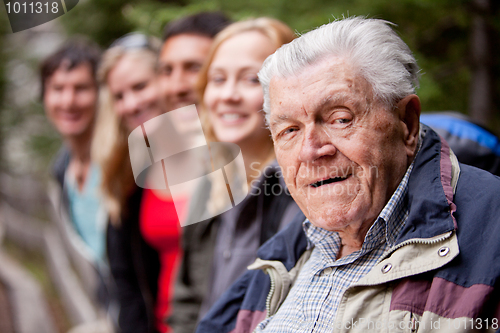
(196, 17), (500, 333)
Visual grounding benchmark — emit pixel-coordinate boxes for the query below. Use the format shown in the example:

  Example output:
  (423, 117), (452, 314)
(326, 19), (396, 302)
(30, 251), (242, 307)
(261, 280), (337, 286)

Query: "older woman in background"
(168, 18), (299, 333)
(93, 34), (181, 333)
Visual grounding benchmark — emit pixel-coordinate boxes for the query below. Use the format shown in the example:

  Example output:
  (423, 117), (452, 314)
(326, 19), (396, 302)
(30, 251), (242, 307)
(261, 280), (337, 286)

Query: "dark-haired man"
(42, 38), (99, 197)
(160, 12), (232, 333)
(42, 39), (113, 327)
(159, 11), (230, 111)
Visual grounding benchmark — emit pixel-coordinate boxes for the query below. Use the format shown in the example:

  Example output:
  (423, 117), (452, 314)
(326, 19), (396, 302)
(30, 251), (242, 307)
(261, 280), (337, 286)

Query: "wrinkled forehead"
(267, 58), (375, 123)
(269, 56), (357, 95)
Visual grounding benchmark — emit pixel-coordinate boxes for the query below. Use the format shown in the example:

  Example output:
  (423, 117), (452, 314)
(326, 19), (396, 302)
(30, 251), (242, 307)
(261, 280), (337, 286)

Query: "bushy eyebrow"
(270, 114), (289, 126)
(319, 93), (349, 110)
(319, 92), (367, 117)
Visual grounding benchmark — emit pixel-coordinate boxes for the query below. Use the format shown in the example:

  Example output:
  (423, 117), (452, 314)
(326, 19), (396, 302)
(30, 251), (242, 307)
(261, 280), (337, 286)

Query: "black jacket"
(168, 163), (299, 333)
(107, 187), (161, 333)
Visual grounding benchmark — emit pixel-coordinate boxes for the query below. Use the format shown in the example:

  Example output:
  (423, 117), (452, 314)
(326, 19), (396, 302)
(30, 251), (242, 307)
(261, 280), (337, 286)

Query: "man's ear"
(396, 94), (421, 158)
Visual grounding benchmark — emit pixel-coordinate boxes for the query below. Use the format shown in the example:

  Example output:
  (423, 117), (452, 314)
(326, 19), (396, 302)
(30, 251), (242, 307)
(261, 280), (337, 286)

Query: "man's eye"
(75, 85), (93, 93)
(330, 111), (353, 125)
(133, 82), (147, 91)
(187, 63), (202, 73)
(335, 118), (351, 124)
(160, 66), (172, 76)
(281, 127), (298, 136)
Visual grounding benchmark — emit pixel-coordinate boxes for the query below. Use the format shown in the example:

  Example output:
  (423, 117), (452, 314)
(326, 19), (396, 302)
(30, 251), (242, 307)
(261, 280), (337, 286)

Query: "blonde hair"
(197, 17), (296, 143)
(195, 18), (295, 214)
(92, 45), (159, 224)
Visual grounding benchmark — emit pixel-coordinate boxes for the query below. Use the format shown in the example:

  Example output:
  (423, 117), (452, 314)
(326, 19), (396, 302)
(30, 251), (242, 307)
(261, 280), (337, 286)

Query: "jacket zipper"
(250, 268), (276, 333)
(341, 231), (455, 295)
(265, 267), (276, 319)
(377, 231), (453, 264)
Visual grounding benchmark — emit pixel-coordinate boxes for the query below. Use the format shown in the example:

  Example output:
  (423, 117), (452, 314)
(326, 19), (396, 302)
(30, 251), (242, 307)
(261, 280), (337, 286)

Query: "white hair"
(258, 16), (419, 123)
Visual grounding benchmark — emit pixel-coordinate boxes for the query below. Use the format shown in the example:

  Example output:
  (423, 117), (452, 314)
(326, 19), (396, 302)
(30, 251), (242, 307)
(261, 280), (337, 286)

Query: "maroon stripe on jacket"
(391, 276), (493, 319)
(439, 137), (458, 229)
(229, 309), (266, 333)
(495, 300), (500, 319)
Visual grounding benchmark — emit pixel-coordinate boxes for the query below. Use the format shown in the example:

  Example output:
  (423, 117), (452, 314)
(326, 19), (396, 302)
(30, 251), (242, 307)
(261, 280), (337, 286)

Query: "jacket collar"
(396, 125), (457, 244)
(256, 211), (308, 271)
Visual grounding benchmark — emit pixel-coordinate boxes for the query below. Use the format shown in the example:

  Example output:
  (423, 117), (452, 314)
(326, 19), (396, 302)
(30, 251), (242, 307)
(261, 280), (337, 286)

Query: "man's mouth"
(310, 176), (349, 188)
(60, 111), (82, 121)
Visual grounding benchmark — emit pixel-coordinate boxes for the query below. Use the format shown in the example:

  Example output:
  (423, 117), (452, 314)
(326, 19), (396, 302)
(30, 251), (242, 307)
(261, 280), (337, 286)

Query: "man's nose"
(299, 125), (337, 162)
(168, 69), (190, 96)
(61, 88), (76, 109)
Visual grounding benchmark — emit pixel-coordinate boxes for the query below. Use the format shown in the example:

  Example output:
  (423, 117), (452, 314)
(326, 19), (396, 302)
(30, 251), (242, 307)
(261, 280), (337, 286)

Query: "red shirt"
(140, 189), (184, 333)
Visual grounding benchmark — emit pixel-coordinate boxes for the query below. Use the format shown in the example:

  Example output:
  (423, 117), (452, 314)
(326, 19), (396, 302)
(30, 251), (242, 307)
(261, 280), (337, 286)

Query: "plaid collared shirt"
(255, 161), (415, 333)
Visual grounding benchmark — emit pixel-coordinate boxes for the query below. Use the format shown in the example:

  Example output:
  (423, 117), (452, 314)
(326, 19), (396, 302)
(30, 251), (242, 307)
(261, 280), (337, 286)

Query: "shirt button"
(223, 250), (231, 259)
(323, 267), (333, 276)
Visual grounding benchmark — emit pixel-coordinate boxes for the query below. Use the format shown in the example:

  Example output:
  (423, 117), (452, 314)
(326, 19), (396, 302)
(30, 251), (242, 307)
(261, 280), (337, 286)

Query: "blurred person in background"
(158, 11), (231, 112)
(94, 33), (180, 333)
(42, 38), (114, 332)
(168, 18), (300, 333)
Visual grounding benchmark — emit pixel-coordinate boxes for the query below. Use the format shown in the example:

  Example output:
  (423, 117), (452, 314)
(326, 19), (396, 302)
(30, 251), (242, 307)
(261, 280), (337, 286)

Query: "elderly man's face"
(269, 57), (418, 233)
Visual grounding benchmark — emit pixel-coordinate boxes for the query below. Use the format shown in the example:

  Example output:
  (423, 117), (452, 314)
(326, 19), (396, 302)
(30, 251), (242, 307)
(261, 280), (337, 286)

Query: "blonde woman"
(168, 18), (300, 333)
(94, 33), (181, 333)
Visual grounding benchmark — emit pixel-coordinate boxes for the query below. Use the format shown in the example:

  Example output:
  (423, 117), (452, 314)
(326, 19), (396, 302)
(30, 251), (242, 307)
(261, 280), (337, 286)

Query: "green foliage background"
(0, 0), (499, 174)
(60, 0), (499, 124)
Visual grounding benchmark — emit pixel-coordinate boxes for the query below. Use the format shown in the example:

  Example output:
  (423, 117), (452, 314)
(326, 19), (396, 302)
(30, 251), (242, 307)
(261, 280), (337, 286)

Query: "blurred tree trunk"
(469, 0), (493, 126)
